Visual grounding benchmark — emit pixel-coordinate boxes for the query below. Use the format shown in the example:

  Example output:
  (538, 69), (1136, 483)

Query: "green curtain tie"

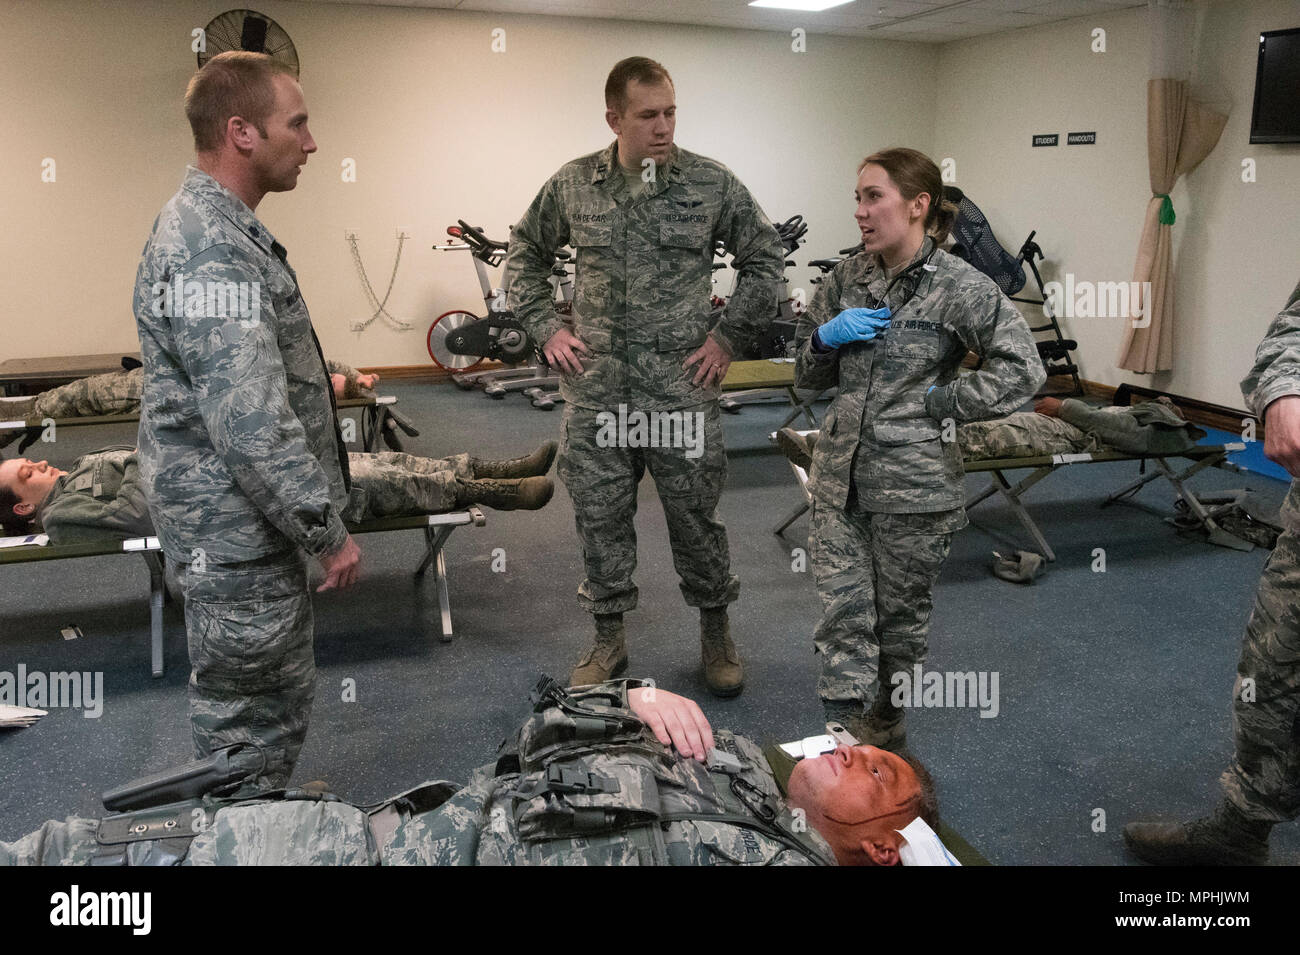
(1154, 193), (1175, 225)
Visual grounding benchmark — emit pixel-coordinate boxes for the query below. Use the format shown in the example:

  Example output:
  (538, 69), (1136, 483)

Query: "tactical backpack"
(381, 677), (835, 865)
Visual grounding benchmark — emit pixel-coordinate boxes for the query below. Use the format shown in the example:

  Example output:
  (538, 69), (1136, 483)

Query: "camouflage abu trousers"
(179, 552), (315, 792)
(558, 402), (738, 614)
(957, 412), (1093, 461)
(344, 451), (471, 521)
(27, 368), (144, 419)
(810, 496), (966, 709)
(13, 363), (365, 421)
(1222, 487), (1300, 822)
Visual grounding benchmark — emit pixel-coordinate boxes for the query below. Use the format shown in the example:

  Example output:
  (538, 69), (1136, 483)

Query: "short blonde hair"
(185, 51), (296, 152)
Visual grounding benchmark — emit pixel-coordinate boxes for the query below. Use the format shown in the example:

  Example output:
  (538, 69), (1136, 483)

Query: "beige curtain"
(1116, 5), (1227, 373)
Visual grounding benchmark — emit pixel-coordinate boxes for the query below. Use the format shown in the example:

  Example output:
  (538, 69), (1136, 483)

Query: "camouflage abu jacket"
(35, 448), (383, 546)
(794, 237), (1046, 512)
(38, 447), (153, 545)
(133, 166), (350, 566)
(504, 142), (783, 412)
(1241, 276), (1300, 530)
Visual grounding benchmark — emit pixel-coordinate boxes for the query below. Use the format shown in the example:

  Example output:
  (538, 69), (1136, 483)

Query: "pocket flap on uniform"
(575, 325), (613, 355)
(571, 222), (613, 247)
(659, 220), (708, 250)
(656, 326), (707, 352)
(873, 419), (942, 445)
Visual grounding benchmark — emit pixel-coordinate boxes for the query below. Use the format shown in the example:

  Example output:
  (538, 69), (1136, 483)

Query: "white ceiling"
(286, 0), (1148, 43)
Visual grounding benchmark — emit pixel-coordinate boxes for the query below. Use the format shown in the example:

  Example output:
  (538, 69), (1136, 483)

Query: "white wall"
(0, 0), (939, 369)
(933, 0), (1300, 410)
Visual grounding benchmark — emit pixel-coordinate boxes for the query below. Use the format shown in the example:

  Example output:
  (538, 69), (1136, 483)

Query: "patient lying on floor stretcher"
(778, 397), (1205, 469)
(0, 442), (557, 543)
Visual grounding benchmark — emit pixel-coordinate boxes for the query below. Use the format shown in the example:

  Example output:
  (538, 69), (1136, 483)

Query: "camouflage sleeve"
(1241, 278), (1300, 417)
(709, 174), (782, 357)
(170, 244), (348, 559)
(503, 176), (571, 351)
(792, 265), (843, 393)
(925, 278), (1046, 423)
(0, 817), (101, 865)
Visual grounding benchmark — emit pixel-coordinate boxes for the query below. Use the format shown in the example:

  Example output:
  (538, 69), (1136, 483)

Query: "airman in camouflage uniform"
(132, 54), (359, 792)
(504, 58), (783, 696)
(2, 681), (940, 866)
(2, 369), (144, 426)
(957, 397), (1204, 460)
(1125, 277), (1300, 865)
(4, 446), (556, 546)
(3, 437), (555, 548)
(795, 218), (1044, 748)
(782, 397), (1200, 467)
(0, 359), (371, 449)
(2, 728), (826, 866)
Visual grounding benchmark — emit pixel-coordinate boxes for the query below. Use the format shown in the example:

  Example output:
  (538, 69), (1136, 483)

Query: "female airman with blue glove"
(793, 147), (1045, 750)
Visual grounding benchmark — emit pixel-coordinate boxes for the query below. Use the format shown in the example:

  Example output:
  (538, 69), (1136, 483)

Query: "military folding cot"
(0, 394), (405, 455)
(0, 507), (487, 678)
(771, 429), (1251, 558)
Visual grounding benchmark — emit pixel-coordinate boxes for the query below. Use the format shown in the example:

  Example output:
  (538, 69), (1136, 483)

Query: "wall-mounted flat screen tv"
(1251, 27), (1300, 144)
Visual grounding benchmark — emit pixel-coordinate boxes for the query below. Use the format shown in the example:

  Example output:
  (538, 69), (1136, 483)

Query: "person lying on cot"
(0, 681), (961, 867)
(777, 396), (1205, 469)
(0, 361), (378, 450)
(0, 441), (558, 543)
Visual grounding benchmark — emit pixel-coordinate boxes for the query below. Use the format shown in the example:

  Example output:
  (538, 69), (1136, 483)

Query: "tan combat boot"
(454, 476), (554, 511)
(854, 690), (908, 753)
(700, 607), (744, 698)
(571, 612), (628, 686)
(1123, 801), (1271, 866)
(823, 708), (907, 754)
(470, 441), (558, 479)
(775, 427), (814, 470)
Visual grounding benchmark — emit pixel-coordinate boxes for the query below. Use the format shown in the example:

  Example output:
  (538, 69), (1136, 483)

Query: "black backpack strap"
(512, 763), (621, 801)
(695, 743), (837, 866)
(656, 808), (835, 866)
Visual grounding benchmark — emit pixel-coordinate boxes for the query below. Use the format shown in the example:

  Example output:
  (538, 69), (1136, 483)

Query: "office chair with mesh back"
(943, 186), (1082, 397)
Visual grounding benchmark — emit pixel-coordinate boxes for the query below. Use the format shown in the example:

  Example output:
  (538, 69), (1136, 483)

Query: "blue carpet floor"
(1, 377), (1295, 866)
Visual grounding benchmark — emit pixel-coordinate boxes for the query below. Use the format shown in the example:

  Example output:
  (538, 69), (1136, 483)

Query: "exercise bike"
(428, 220), (573, 409)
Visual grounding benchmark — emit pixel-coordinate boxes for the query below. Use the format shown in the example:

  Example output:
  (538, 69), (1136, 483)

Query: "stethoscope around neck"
(866, 243), (940, 314)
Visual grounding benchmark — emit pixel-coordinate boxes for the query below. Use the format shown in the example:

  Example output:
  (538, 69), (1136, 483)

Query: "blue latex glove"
(816, 306), (892, 349)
